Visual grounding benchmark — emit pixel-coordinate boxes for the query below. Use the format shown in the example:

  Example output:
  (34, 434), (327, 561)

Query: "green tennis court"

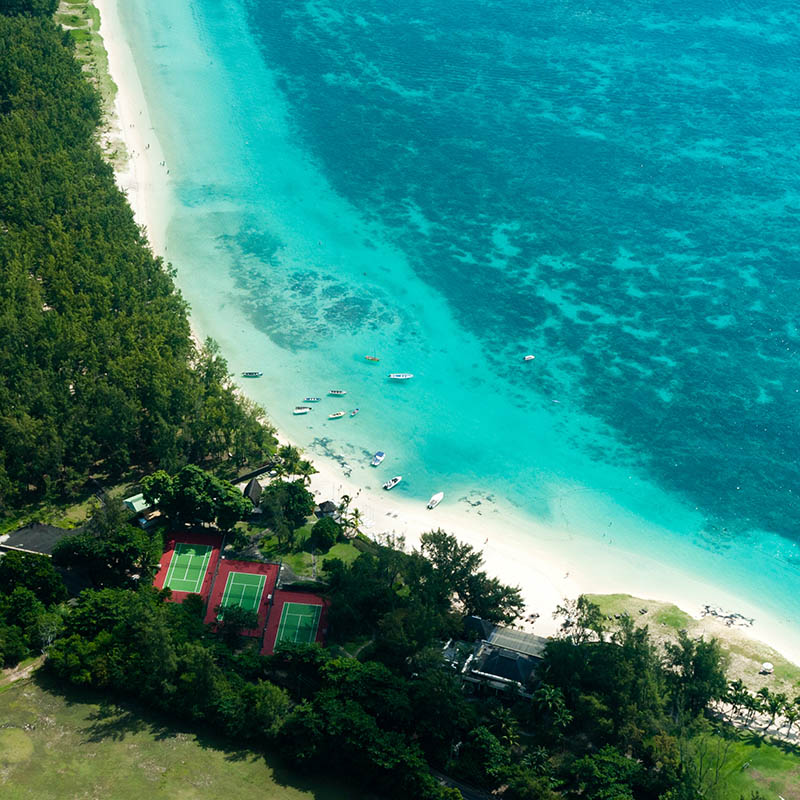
(275, 602), (322, 646)
(163, 542), (212, 593)
(219, 571), (266, 614)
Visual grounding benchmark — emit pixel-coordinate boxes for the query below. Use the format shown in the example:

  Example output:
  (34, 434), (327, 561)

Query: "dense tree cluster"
(0, 551), (65, 666)
(142, 465), (251, 531)
(52, 498), (162, 587)
(0, 0), (57, 16)
(259, 479), (316, 547)
(324, 530), (524, 668)
(0, 13), (274, 508)
(46, 586), (291, 741)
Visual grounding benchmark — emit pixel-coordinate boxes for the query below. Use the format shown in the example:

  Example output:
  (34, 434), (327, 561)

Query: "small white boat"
(383, 475), (402, 490)
(304, 396), (321, 403)
(242, 371), (263, 378)
(388, 373), (414, 380)
(293, 406), (312, 415)
(350, 408), (360, 417)
(427, 491), (444, 509)
(329, 389), (347, 396)
(371, 451), (385, 467)
(523, 355), (535, 362)
(328, 411), (346, 419)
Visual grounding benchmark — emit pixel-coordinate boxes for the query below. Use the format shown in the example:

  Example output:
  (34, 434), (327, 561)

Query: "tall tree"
(664, 632), (728, 719)
(142, 465), (249, 531)
(52, 499), (161, 587)
(0, 550), (66, 605)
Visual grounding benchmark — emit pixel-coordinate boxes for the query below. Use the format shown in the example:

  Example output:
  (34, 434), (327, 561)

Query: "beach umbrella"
(761, 662), (774, 674)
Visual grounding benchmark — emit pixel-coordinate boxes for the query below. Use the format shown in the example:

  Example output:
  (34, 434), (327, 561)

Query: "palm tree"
(489, 707), (520, 749)
(533, 684), (563, 717)
(348, 507), (363, 539)
(726, 679), (747, 717)
(278, 444), (302, 480)
(766, 692), (787, 731)
(270, 460), (288, 481)
(784, 706), (799, 737)
(756, 686), (771, 725)
(553, 704), (573, 731)
(742, 693), (760, 727)
(297, 459), (317, 486)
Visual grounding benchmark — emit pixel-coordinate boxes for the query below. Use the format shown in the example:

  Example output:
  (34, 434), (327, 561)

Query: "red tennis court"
(204, 558), (279, 637)
(153, 532), (222, 603)
(261, 590), (328, 655)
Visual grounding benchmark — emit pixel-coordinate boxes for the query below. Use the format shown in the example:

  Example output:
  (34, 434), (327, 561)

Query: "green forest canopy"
(0, 12), (274, 509)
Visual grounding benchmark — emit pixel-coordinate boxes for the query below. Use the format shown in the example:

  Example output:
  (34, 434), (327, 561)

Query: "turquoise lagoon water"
(119, 0), (800, 642)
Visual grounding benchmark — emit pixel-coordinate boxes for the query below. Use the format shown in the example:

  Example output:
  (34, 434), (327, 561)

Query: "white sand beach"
(93, 0), (800, 665)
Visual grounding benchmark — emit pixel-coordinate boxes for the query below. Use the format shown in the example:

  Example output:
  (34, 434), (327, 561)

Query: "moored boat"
(388, 373), (414, 380)
(241, 371), (263, 378)
(329, 389), (347, 396)
(293, 406), (312, 415)
(350, 408), (360, 417)
(328, 411), (346, 419)
(383, 475), (402, 490)
(523, 355), (535, 362)
(304, 396), (321, 403)
(365, 355), (380, 362)
(371, 451), (385, 467)
(427, 491), (444, 509)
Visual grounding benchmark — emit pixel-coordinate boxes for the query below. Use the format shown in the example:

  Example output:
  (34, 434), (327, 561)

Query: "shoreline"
(93, 0), (800, 665)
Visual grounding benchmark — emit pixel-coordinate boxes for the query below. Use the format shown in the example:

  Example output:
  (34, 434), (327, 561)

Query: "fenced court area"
(275, 602), (322, 646)
(262, 590), (328, 654)
(153, 533), (222, 603)
(218, 571), (266, 615)
(203, 558), (279, 634)
(163, 542), (212, 593)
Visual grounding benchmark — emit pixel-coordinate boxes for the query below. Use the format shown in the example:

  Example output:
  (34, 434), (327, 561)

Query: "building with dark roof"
(0, 523), (76, 556)
(444, 616), (548, 697)
(462, 642), (539, 695)
(243, 477), (263, 507)
(316, 500), (338, 518)
(463, 615), (495, 641)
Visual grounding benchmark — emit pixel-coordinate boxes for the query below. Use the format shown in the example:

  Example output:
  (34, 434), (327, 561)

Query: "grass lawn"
(259, 525), (360, 579)
(0, 478), (136, 535)
(0, 675), (356, 800)
(699, 728), (800, 799)
(587, 594), (800, 696)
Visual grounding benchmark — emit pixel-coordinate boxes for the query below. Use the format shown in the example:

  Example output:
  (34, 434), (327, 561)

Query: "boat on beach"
(328, 411), (346, 419)
(241, 371), (263, 378)
(350, 408), (360, 417)
(427, 491), (444, 509)
(371, 451), (385, 466)
(304, 397), (321, 403)
(388, 373), (414, 380)
(383, 475), (402, 490)
(329, 389), (347, 396)
(293, 406), (312, 415)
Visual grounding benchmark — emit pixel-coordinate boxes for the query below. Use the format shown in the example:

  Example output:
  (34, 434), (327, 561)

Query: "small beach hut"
(316, 500), (338, 519)
(123, 493), (150, 514)
(243, 478), (263, 507)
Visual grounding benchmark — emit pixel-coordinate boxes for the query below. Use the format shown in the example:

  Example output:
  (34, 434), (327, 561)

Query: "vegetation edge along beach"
(1, 1), (799, 799)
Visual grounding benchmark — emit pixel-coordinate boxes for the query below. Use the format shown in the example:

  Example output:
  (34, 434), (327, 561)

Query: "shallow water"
(120, 0), (800, 639)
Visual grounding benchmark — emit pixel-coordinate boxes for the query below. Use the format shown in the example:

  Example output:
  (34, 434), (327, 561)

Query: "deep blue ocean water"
(120, 0), (800, 640)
